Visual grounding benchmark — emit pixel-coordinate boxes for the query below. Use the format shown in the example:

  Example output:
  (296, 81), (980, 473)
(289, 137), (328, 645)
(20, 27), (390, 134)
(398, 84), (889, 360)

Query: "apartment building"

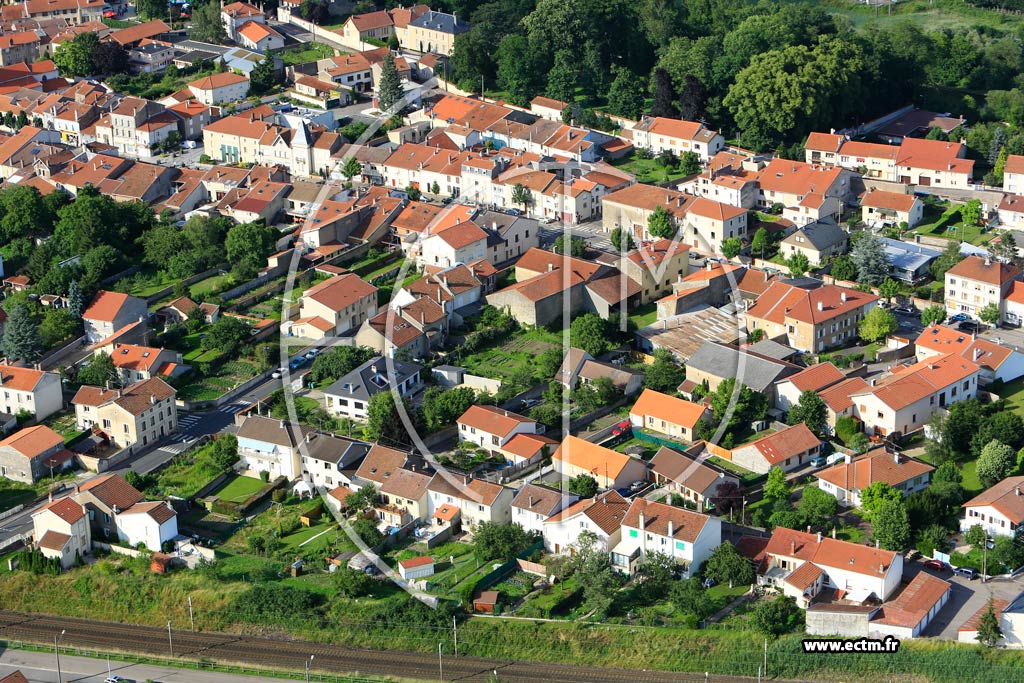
(944, 255), (1021, 323)
(93, 97), (181, 159)
(745, 282), (879, 353)
(611, 498), (721, 577)
(297, 273), (379, 337)
(71, 378), (178, 451)
(0, 364), (63, 422)
(628, 116), (725, 162)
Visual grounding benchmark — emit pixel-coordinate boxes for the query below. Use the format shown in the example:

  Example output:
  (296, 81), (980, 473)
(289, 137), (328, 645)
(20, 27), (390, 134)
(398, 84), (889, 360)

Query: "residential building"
(221, 1), (264, 41)
(880, 237), (943, 284)
(745, 282), (879, 353)
(116, 500), (177, 551)
(628, 117), (725, 162)
(511, 483), (577, 538)
(71, 378), (178, 450)
(352, 443), (412, 489)
(944, 255), (1021, 323)
(0, 364), (63, 422)
(456, 405), (538, 456)
(0, 32), (42, 67)
(998, 195), (1024, 230)
(82, 291), (148, 343)
(648, 445), (738, 511)
(236, 415), (308, 480)
(300, 432), (370, 490)
(629, 389), (708, 442)
(683, 341), (800, 404)
(322, 357), (421, 421)
(416, 220), (488, 269)
(761, 526), (903, 607)
(32, 497), (90, 568)
(0, 425), (69, 484)
(958, 593), (1024, 648)
(692, 151), (761, 209)
(188, 72), (250, 106)
(4, 0), (105, 25)
(104, 344), (180, 384)
(398, 556), (434, 580)
(915, 323), (1024, 384)
(754, 158), (853, 210)
(427, 474), (514, 530)
(849, 353), (980, 437)
(296, 273), (379, 338)
(551, 435), (648, 491)
(729, 423), (821, 474)
(861, 190), (925, 229)
(805, 133), (974, 188)
(779, 223), (848, 266)
(74, 473), (144, 539)
(819, 376), (871, 435)
(93, 96), (181, 159)
(237, 20), (284, 51)
(816, 448), (934, 507)
(402, 9), (469, 56)
(617, 239), (691, 304)
(531, 96), (568, 121)
(960, 476), (1024, 538)
(377, 467), (432, 526)
(542, 490), (629, 555)
(338, 5), (428, 51)
(774, 362), (846, 413)
(556, 348), (643, 395)
(611, 498), (721, 577)
(1005, 155), (1024, 194)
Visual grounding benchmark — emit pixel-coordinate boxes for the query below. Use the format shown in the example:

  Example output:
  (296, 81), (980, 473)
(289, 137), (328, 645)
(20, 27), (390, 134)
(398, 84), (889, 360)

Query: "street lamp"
(55, 629), (65, 683)
(167, 620), (173, 658)
(305, 654), (314, 683)
(438, 643), (443, 681)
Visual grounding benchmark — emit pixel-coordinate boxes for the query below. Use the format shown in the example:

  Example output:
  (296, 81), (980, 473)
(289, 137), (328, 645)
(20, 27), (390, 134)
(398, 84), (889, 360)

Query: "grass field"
(0, 480), (37, 513)
(610, 153), (692, 184)
(460, 327), (562, 383)
(280, 42), (336, 66)
(41, 410), (87, 444)
(627, 302), (658, 329)
(807, 0), (1024, 32)
(214, 475), (265, 503)
(190, 272), (233, 298)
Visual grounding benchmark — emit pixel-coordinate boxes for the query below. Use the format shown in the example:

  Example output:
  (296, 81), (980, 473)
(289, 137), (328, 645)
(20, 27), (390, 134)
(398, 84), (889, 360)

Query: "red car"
(103, 9), (116, 16)
(923, 559), (945, 571)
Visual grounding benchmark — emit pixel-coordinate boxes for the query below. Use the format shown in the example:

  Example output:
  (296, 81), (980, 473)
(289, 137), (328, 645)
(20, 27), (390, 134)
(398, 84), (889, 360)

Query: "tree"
(54, 33), (97, 77)
(704, 542), (754, 588)
(678, 74), (708, 122)
(873, 499), (910, 551)
(977, 599), (1004, 647)
(859, 306), (897, 343)
(225, 221), (277, 276)
(201, 316), (250, 355)
(973, 412), (1024, 455)
(961, 199), (983, 228)
(577, 546), (620, 619)
(341, 156), (362, 181)
(67, 280), (84, 318)
(752, 595), (804, 637)
(721, 237), (742, 259)
(921, 305), (946, 327)
(636, 551), (678, 600)
(606, 66), (646, 120)
(77, 351), (116, 387)
(344, 484), (379, 514)
(751, 227), (770, 260)
(350, 518), (383, 547)
(249, 50), (278, 97)
(977, 439), (1015, 489)
(930, 242), (964, 280)
(1, 303), (41, 362)
(421, 386), (475, 431)
(679, 151), (702, 177)
(135, 0), (167, 20)
(473, 522), (535, 562)
(430, 181), (440, 195)
(92, 41), (128, 76)
(363, 391), (413, 446)
(309, 346), (375, 384)
(387, 33), (400, 51)
(670, 577), (716, 619)
(648, 205), (675, 239)
(799, 487), (838, 530)
(333, 566), (376, 598)
(378, 52), (404, 114)
(965, 524), (987, 550)
(495, 34), (538, 106)
(569, 313), (609, 357)
(788, 390), (828, 436)
(878, 278), (901, 303)
(650, 67), (679, 118)
(859, 482), (902, 522)
(830, 254), (856, 281)
(545, 50), (578, 103)
(610, 227), (635, 252)
(850, 231), (890, 284)
(553, 235), (586, 258)
(991, 533), (1024, 572)
(980, 302), (1001, 325)
(643, 349), (685, 393)
(763, 467), (790, 503)
(39, 308), (78, 347)
(510, 183), (531, 212)
(567, 474), (598, 498)
(783, 252), (809, 278)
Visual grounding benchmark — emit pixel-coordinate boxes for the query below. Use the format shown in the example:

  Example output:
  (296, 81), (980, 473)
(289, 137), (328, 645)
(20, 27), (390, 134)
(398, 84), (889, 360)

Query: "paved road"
(0, 648), (298, 683)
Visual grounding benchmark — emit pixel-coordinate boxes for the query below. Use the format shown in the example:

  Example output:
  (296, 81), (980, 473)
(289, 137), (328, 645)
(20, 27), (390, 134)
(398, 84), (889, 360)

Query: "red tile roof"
(457, 405), (534, 438)
(0, 425), (63, 458)
(962, 475), (1024, 524)
(37, 529), (71, 552)
(816, 448), (934, 492)
(780, 362), (845, 393)
(37, 497), (85, 524)
(766, 526), (897, 578)
(946, 255), (1020, 286)
(629, 389), (706, 430)
(622, 498), (710, 542)
(399, 555), (434, 569)
(745, 423), (820, 466)
(77, 473), (144, 511)
(0, 364), (48, 392)
(861, 189), (920, 213)
(83, 290), (138, 323)
(873, 572), (950, 628)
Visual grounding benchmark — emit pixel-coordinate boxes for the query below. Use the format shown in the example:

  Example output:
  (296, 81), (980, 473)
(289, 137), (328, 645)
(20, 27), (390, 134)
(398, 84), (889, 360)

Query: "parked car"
(953, 566), (978, 580)
(904, 549), (921, 561)
(271, 367), (286, 379)
(957, 321), (984, 334)
(949, 313), (970, 323)
(809, 456), (827, 468)
(893, 306), (917, 316)
(923, 559), (945, 571)
(628, 480), (647, 493)
(520, 398), (541, 410)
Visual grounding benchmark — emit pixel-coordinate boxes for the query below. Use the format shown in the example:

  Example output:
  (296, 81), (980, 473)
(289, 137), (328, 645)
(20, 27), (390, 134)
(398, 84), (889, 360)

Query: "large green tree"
(606, 66), (646, 120)
(495, 35), (538, 106)
(873, 499), (911, 551)
(859, 306), (897, 343)
(703, 541), (754, 588)
(363, 391), (414, 446)
(569, 313), (610, 357)
(788, 390), (828, 436)
(377, 52), (404, 113)
(977, 439), (1015, 489)
(1, 303), (41, 362)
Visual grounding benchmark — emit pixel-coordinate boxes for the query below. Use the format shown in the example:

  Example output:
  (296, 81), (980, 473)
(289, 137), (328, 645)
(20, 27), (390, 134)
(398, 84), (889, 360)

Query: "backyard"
(610, 152), (693, 184)
(41, 410), (87, 444)
(214, 475), (266, 504)
(280, 42), (336, 66)
(459, 327), (562, 384)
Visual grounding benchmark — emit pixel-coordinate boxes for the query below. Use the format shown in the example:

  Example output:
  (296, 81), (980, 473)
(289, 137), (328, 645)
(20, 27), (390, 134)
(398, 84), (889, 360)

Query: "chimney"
(817, 531), (822, 544)
(1016, 486), (1021, 497)
(817, 301), (824, 311)
(790, 540), (796, 554)
(668, 520), (674, 538)
(875, 539), (880, 549)
(279, 420), (284, 428)
(879, 563), (885, 574)
(665, 195), (670, 205)
(529, 495), (534, 507)
(806, 525), (812, 533)
(548, 263), (555, 272)
(840, 292), (847, 303)
(638, 511), (645, 529)
(893, 451), (901, 464)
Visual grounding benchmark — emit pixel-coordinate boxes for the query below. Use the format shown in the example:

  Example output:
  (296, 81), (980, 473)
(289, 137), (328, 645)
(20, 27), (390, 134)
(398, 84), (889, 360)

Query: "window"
(629, 529), (638, 538)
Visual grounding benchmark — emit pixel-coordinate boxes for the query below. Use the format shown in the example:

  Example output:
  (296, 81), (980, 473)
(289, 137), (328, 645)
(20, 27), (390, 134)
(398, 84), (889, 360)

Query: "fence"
(0, 504), (24, 521)
(38, 334), (86, 370)
(473, 539), (545, 595)
(92, 541), (145, 558)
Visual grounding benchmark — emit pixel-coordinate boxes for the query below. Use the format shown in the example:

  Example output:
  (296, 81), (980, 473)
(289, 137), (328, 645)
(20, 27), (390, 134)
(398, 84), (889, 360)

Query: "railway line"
(0, 610), (786, 683)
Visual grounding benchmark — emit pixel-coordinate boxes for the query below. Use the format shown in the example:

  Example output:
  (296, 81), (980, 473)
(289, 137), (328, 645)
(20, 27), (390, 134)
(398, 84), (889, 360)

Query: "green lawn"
(610, 153), (692, 184)
(997, 376), (1024, 417)
(0, 480), (37, 513)
(214, 475), (265, 503)
(815, 0), (1024, 32)
(280, 521), (336, 552)
(627, 302), (658, 329)
(41, 410), (86, 444)
(280, 42), (336, 65)
(960, 458), (983, 495)
(190, 272), (233, 298)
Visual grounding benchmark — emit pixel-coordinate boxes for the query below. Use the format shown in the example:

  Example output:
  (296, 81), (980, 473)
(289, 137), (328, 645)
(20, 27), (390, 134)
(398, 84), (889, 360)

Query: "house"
(427, 474), (514, 530)
(531, 96), (568, 121)
(221, 1), (264, 41)
(0, 425), (70, 484)
(402, 8), (469, 56)
(779, 223), (848, 266)
(774, 362), (846, 413)
(556, 348), (643, 395)
(816, 448), (934, 507)
(850, 353), (980, 437)
(1005, 155), (1024, 194)
(105, 344), (181, 384)
(629, 389), (708, 443)
(729, 423), (820, 474)
(416, 220), (488, 270)
(511, 483), (577, 538)
(861, 190), (925, 229)
(998, 195), (1024, 230)
(300, 431), (370, 490)
(398, 555), (434, 580)
(93, 97), (182, 159)
(915, 323), (1024, 384)
(158, 296), (219, 325)
(82, 291), (148, 343)
(236, 415), (309, 480)
(648, 445), (738, 512)
(628, 116), (725, 162)
(322, 356), (421, 421)
(692, 151), (761, 209)
(377, 467), (432, 526)
(959, 593), (1024, 647)
(782, 194), (842, 228)
(542, 490), (629, 554)
(960, 476), (1024, 538)
(879, 237), (942, 283)
(0, 32), (42, 67)
(683, 341), (801, 403)
(760, 526), (903, 607)
(654, 261), (744, 319)
(74, 473), (144, 539)
(237, 20), (284, 52)
(352, 443), (412, 489)
(456, 405), (538, 457)
(188, 72), (250, 106)
(116, 500), (177, 551)
(818, 376), (871, 435)
(296, 273), (379, 338)
(0, 364), (63, 422)
(71, 378), (178, 451)
(551, 435), (647, 491)
(805, 132), (973, 188)
(944, 255), (1021, 323)
(32, 497), (91, 569)
(754, 158), (853, 210)
(745, 282), (879, 353)
(617, 239), (691, 304)
(611, 498), (721, 577)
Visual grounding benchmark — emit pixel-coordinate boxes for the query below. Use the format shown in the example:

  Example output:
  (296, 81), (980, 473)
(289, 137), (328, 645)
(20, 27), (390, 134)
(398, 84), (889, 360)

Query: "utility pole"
(167, 620), (173, 658)
(305, 654), (314, 683)
(983, 536), (990, 583)
(55, 630), (65, 683)
(438, 643), (444, 681)
(763, 638), (768, 678)
(188, 595), (194, 631)
(453, 617), (458, 657)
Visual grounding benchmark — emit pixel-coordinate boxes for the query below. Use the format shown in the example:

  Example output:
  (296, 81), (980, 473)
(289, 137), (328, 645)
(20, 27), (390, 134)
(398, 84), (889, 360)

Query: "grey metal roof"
(685, 342), (798, 393)
(323, 356), (422, 402)
(880, 237), (942, 274)
(1004, 591), (1024, 614)
(409, 10), (470, 34)
(746, 339), (799, 361)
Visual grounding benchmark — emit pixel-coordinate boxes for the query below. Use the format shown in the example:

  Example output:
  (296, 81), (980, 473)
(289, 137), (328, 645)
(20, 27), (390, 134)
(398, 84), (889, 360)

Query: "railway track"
(0, 610), (779, 683)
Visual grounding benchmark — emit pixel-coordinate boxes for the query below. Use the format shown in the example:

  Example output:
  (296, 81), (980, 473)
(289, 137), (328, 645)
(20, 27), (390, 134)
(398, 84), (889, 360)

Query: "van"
(953, 566), (977, 580)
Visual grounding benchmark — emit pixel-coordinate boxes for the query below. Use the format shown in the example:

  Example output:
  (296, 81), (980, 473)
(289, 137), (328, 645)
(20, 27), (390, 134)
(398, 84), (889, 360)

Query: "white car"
(105, 676), (126, 683)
